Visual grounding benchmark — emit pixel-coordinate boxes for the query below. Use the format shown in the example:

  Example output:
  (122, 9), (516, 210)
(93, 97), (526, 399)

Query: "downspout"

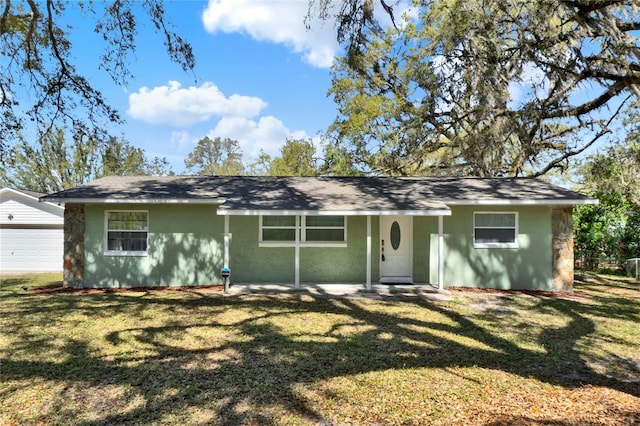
(224, 215), (230, 291)
(438, 215), (444, 291)
(295, 215), (300, 289)
(366, 215), (372, 290)
(224, 215), (229, 269)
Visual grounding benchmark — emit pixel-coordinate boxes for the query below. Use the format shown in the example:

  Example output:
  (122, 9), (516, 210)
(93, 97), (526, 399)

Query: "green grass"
(1, 272), (639, 425)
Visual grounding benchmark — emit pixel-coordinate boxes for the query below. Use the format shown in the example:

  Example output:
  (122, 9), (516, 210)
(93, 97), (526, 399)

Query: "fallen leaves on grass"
(468, 383), (640, 425)
(1, 273), (638, 425)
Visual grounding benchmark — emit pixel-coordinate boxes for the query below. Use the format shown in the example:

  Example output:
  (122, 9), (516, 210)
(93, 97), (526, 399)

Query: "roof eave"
(217, 209), (452, 216)
(39, 197), (227, 205)
(444, 199), (599, 206)
(0, 188), (64, 209)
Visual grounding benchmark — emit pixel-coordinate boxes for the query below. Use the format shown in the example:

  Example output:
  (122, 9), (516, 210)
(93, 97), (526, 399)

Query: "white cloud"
(170, 130), (192, 148)
(201, 0), (339, 68)
(209, 116), (307, 159)
(128, 81), (267, 127)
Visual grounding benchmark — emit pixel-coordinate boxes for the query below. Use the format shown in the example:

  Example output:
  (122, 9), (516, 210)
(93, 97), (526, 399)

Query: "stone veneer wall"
(552, 206), (574, 292)
(63, 204), (85, 288)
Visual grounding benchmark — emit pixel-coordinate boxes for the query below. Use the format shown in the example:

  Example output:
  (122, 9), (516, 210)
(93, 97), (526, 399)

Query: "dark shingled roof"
(41, 176), (597, 213)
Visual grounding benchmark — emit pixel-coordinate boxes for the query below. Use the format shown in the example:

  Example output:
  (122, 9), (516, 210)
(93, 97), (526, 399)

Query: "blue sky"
(69, 0), (343, 172)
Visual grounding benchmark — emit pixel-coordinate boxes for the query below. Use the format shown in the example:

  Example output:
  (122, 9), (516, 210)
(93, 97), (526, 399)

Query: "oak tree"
(268, 138), (319, 176)
(184, 136), (244, 176)
(314, 0), (640, 176)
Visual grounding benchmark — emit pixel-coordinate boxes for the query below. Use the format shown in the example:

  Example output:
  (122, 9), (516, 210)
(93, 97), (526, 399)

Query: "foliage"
(574, 101), (640, 266)
(101, 136), (172, 178)
(245, 149), (272, 176)
(574, 193), (640, 269)
(0, 273), (638, 424)
(0, 0), (194, 156)
(579, 103), (640, 206)
(319, 0), (639, 176)
(268, 138), (319, 176)
(2, 128), (99, 193)
(144, 156), (174, 178)
(574, 195), (634, 270)
(321, 137), (364, 176)
(2, 128), (173, 193)
(184, 136), (244, 176)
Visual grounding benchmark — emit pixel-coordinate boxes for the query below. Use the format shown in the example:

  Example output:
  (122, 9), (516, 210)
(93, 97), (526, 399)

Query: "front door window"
(390, 221), (401, 250)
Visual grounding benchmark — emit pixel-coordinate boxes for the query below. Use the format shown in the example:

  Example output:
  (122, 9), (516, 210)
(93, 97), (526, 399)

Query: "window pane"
(262, 228), (296, 241)
(475, 228), (516, 244)
(390, 221), (401, 250)
(262, 216), (296, 227)
(306, 216), (344, 227)
(108, 212), (148, 230)
(475, 213), (515, 228)
(107, 231), (148, 251)
(306, 229), (345, 242)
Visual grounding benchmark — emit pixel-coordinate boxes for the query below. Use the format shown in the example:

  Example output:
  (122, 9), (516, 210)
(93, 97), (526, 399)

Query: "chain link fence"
(575, 256), (640, 280)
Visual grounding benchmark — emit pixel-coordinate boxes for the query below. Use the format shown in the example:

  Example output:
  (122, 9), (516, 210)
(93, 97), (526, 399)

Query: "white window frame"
(259, 215), (347, 247)
(259, 215), (297, 246)
(473, 212), (518, 249)
(104, 210), (149, 256)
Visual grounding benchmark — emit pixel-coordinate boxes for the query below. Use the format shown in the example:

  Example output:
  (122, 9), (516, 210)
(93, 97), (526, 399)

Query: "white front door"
(380, 216), (413, 283)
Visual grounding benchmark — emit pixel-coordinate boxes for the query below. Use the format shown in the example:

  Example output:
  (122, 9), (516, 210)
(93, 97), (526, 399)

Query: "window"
(261, 216), (297, 242)
(105, 211), (148, 255)
(305, 216), (345, 242)
(474, 212), (518, 248)
(260, 215), (346, 246)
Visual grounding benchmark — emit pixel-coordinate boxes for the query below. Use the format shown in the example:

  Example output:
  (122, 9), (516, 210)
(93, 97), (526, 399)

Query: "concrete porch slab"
(225, 283), (453, 300)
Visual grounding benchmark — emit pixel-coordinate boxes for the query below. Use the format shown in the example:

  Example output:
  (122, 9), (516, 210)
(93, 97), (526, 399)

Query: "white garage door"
(0, 227), (63, 272)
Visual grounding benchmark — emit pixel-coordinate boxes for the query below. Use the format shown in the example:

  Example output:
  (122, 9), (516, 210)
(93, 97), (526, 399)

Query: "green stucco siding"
(229, 216), (379, 283)
(85, 208), (383, 287)
(82, 204), (552, 289)
(228, 215), (294, 283)
(413, 216), (437, 283)
(84, 204), (225, 288)
(301, 216), (373, 283)
(429, 206), (553, 290)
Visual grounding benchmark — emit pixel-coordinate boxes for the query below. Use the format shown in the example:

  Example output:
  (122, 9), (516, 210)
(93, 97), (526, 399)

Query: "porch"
(224, 282), (452, 299)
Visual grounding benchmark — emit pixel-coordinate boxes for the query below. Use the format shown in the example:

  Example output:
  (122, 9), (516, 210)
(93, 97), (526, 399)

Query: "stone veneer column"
(63, 204), (85, 288)
(552, 206), (574, 292)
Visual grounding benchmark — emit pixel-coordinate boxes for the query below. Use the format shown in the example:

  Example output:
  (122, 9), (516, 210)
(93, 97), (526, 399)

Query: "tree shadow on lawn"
(576, 273), (640, 291)
(2, 288), (639, 425)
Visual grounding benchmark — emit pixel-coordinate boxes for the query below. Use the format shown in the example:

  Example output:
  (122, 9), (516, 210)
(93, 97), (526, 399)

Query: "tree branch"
(0, 0), (11, 36)
(530, 95), (631, 177)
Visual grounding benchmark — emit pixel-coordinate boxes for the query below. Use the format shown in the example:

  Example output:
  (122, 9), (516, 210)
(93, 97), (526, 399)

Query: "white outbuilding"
(0, 188), (64, 272)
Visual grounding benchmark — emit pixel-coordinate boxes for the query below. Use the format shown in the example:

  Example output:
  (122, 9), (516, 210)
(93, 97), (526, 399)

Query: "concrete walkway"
(225, 283), (453, 300)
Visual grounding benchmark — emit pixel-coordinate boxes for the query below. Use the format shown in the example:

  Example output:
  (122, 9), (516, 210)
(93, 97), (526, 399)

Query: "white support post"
(366, 215), (372, 290)
(295, 215), (300, 289)
(224, 215), (229, 269)
(438, 215), (444, 291)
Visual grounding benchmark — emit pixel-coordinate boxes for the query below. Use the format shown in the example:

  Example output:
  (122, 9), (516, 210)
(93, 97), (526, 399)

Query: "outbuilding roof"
(1, 187), (46, 199)
(41, 176), (597, 215)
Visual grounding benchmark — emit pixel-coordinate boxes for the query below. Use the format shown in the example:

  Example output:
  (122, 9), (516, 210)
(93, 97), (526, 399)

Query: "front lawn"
(1, 273), (638, 425)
